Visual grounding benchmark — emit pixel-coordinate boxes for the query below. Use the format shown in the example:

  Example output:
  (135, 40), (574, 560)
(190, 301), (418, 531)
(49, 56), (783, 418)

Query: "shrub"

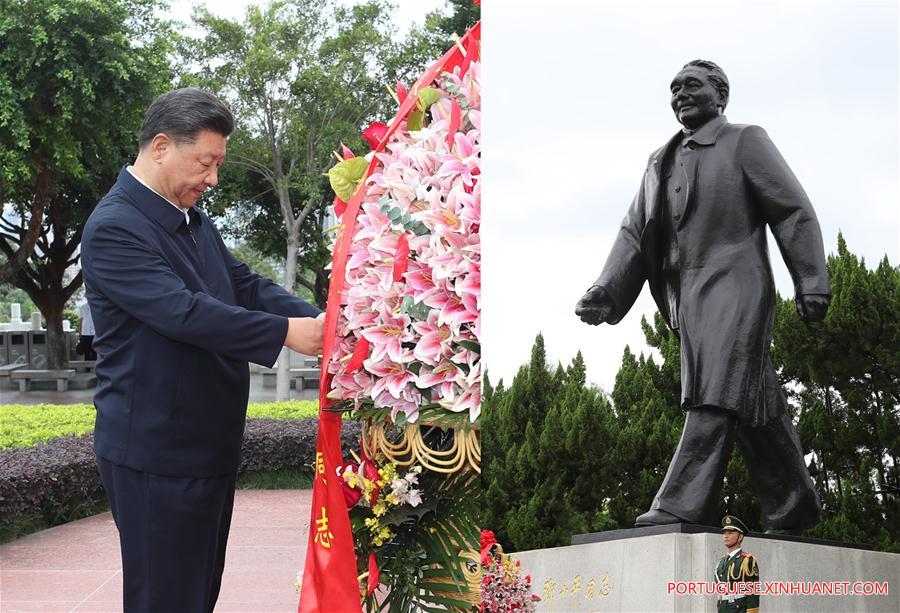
(239, 417), (360, 473)
(0, 417), (360, 538)
(0, 433), (103, 530)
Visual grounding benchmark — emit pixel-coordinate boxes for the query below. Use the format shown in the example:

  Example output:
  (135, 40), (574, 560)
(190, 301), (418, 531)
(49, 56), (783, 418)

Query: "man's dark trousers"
(97, 456), (237, 612)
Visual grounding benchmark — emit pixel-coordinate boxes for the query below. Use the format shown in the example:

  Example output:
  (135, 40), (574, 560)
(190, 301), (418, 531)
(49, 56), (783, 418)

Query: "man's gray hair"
(138, 88), (234, 149)
(683, 60), (729, 110)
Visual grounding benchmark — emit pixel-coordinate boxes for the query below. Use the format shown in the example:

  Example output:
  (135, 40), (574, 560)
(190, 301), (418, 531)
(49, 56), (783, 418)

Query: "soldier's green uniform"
(716, 515), (760, 613)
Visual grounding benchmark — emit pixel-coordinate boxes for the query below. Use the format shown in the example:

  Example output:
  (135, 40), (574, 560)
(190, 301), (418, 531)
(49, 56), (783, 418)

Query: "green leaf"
(417, 86), (442, 109)
(402, 299), (432, 321)
(327, 156), (369, 201)
(407, 109), (424, 131)
(456, 340), (481, 354)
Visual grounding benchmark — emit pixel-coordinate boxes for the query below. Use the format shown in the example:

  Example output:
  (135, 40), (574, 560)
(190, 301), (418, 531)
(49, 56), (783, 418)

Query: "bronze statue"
(576, 60), (830, 535)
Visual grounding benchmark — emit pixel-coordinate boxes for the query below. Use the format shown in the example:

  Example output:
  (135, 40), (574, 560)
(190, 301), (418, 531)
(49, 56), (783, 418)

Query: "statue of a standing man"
(576, 60), (830, 534)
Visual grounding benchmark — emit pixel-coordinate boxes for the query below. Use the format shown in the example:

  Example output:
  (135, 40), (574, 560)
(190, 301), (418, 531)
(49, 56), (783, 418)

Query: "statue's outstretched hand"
(576, 285), (614, 326)
(796, 294), (829, 323)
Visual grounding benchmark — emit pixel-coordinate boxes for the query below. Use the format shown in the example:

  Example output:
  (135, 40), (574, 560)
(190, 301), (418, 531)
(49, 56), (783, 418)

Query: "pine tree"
(772, 234), (899, 550)
(607, 331), (683, 526)
(482, 336), (617, 551)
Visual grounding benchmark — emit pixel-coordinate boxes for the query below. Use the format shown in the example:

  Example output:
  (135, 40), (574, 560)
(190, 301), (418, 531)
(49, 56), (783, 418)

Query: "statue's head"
(670, 60), (729, 129)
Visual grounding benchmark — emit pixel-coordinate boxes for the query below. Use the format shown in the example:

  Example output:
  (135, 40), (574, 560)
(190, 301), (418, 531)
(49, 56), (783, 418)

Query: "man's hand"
(796, 294), (830, 323)
(285, 316), (324, 355)
(575, 285), (615, 326)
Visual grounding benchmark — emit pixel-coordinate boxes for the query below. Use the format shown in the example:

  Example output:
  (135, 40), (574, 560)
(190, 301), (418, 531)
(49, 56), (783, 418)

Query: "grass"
(0, 400), (319, 451)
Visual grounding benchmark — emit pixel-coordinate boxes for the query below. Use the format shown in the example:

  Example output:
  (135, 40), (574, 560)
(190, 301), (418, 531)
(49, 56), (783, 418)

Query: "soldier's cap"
(721, 515), (749, 534)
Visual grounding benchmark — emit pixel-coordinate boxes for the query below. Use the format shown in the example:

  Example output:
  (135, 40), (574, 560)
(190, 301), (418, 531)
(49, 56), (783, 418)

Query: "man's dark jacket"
(595, 116), (829, 425)
(82, 167), (320, 477)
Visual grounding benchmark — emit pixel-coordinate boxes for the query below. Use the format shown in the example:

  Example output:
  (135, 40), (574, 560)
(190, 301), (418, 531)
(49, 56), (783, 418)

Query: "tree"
(0, 0), (172, 367)
(434, 0), (481, 40)
(605, 315), (684, 526)
(180, 0), (433, 399)
(406, 0), (481, 60)
(0, 285), (36, 322)
(772, 234), (899, 551)
(482, 335), (618, 551)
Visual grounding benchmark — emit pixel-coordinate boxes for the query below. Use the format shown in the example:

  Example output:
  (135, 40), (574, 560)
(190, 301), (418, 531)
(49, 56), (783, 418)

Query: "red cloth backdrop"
(298, 22), (481, 613)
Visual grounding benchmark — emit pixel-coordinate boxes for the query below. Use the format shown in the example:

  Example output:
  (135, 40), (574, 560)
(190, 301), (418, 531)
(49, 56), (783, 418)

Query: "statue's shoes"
(634, 509), (683, 527)
(765, 528), (802, 536)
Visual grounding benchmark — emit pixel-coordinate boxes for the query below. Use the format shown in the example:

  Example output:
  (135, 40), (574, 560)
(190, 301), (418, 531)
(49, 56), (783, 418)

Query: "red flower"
(345, 337), (370, 373)
(463, 168), (479, 194)
(480, 529), (498, 566)
(392, 234), (409, 282)
(396, 81), (408, 104)
(447, 99), (462, 148)
(333, 194), (347, 217)
(337, 463), (362, 508)
(367, 551), (380, 596)
(362, 122), (388, 150)
(363, 460), (382, 503)
(480, 530), (497, 549)
(340, 142), (355, 159)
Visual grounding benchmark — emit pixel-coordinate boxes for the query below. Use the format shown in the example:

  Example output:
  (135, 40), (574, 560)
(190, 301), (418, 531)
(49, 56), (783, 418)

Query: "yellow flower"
(343, 470), (361, 490)
(372, 525), (395, 547)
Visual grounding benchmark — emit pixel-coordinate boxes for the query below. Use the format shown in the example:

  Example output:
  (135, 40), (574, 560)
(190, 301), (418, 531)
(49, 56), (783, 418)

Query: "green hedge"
(0, 418), (361, 543)
(0, 401), (319, 451)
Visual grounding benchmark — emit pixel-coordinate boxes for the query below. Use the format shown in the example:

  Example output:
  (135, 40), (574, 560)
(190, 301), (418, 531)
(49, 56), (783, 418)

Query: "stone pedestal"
(512, 525), (899, 612)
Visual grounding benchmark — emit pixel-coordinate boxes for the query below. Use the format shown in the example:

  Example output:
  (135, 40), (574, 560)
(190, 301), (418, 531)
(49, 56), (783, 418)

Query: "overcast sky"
(165, 0), (448, 36)
(480, 0), (900, 393)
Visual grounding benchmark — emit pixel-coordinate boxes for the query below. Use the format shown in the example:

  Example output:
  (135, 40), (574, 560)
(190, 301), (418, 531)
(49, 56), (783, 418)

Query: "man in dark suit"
(576, 61), (829, 534)
(82, 88), (323, 612)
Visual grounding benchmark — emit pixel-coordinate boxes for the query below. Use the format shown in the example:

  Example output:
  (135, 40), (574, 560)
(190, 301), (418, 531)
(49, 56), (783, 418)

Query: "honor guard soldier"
(716, 515), (760, 612)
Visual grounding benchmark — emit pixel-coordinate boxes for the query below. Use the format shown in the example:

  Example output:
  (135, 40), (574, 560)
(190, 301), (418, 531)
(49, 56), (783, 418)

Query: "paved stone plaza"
(0, 489), (313, 612)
